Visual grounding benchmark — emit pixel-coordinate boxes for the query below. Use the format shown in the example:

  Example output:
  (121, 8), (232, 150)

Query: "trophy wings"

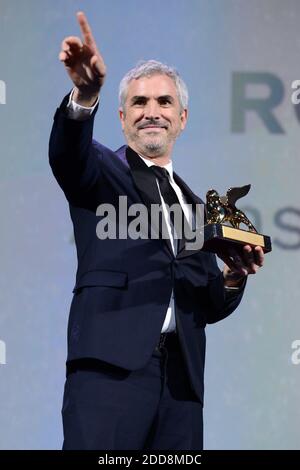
(226, 184), (251, 208)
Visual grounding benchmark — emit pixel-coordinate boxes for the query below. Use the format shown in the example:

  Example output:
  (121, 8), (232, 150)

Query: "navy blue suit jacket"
(49, 94), (246, 404)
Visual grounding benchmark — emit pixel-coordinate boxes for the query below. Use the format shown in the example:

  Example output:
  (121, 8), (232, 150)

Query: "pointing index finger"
(77, 11), (97, 49)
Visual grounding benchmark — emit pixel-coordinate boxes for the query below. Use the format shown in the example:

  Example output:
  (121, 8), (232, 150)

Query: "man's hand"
(217, 245), (265, 288)
(59, 11), (106, 106)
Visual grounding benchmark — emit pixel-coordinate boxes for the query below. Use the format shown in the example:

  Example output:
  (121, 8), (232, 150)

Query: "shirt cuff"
(224, 277), (247, 291)
(224, 285), (242, 291)
(66, 88), (99, 121)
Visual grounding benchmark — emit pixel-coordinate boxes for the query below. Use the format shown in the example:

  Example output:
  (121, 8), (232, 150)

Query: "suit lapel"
(173, 172), (203, 210)
(125, 146), (174, 256)
(173, 172), (205, 258)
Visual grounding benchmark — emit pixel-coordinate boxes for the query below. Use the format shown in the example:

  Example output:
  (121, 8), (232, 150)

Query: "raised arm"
(49, 12), (106, 210)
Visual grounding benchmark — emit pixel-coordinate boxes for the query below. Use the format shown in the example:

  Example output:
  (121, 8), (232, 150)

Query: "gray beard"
(143, 141), (165, 154)
(124, 128), (174, 156)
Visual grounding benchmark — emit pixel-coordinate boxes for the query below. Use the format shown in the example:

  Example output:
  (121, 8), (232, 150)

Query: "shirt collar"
(138, 153), (174, 182)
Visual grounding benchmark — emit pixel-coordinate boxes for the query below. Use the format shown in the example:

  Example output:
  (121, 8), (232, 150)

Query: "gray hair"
(118, 60), (189, 111)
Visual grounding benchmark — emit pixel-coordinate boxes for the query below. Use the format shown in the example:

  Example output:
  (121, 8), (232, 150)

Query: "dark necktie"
(151, 166), (190, 252)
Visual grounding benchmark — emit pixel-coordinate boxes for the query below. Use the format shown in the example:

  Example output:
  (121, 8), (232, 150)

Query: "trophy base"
(203, 224), (272, 254)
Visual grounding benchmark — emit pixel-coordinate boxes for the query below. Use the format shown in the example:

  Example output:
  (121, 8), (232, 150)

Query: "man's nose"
(144, 100), (160, 120)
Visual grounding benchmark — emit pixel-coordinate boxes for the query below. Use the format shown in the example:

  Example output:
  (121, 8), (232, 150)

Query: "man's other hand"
(217, 245), (264, 288)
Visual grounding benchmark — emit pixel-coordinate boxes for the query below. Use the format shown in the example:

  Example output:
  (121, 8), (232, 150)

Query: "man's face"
(119, 74), (187, 158)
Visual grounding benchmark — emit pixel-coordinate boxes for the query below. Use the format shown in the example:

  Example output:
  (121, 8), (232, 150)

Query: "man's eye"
(159, 99), (171, 105)
(134, 99), (146, 106)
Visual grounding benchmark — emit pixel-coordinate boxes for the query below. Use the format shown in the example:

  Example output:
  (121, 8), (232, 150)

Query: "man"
(49, 12), (264, 450)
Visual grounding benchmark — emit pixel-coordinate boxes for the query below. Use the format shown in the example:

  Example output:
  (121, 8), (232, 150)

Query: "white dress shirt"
(137, 155), (194, 333)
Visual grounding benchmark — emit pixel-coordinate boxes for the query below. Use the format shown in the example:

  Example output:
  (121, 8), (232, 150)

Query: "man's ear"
(180, 108), (188, 131)
(119, 107), (125, 131)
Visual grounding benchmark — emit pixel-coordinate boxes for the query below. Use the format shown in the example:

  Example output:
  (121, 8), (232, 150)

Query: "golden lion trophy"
(203, 184), (272, 253)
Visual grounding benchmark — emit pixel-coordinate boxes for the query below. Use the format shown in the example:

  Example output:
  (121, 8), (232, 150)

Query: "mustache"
(137, 120), (168, 130)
